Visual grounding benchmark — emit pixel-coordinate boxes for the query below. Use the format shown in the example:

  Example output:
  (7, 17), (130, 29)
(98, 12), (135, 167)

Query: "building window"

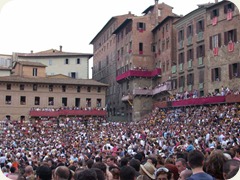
(196, 45), (205, 58)
(224, 29), (237, 44)
(212, 68), (221, 82)
(75, 98), (80, 107)
(87, 87), (91, 92)
(187, 49), (194, 61)
(49, 59), (52, 65)
(20, 96), (26, 105)
(33, 84), (37, 91)
(97, 87), (101, 93)
(20, 84), (25, 90)
(77, 86), (81, 92)
(211, 9), (219, 18)
(210, 34), (221, 49)
(196, 20), (204, 33)
(7, 84), (11, 90)
(35, 97), (40, 105)
(86, 98), (91, 107)
(187, 73), (194, 85)
(224, 3), (235, 13)
(62, 85), (66, 92)
(171, 79), (177, 90)
(65, 59), (69, 64)
(48, 97), (54, 106)
(5, 96), (11, 105)
(137, 22), (146, 31)
(62, 97), (67, 107)
(33, 68), (38, 76)
(139, 43), (143, 54)
(76, 58), (80, 64)
(49, 85), (53, 92)
(187, 25), (193, 37)
(179, 76), (185, 88)
(178, 52), (185, 64)
(229, 63), (240, 79)
(97, 99), (102, 107)
(69, 72), (77, 79)
(178, 29), (184, 42)
(199, 70), (204, 84)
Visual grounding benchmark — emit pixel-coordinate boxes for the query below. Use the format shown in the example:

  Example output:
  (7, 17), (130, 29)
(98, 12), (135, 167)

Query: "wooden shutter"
(202, 45), (205, 57)
(218, 68), (221, 81)
(224, 32), (228, 45)
(202, 20), (205, 32)
(229, 64), (233, 80)
(218, 33), (221, 47)
(233, 29), (237, 42)
(196, 46), (199, 58)
(210, 36), (213, 50)
(212, 69), (215, 82)
(237, 63), (240, 77)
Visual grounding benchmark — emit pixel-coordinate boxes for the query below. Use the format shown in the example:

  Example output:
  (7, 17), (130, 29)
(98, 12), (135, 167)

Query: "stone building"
(91, 0), (240, 121)
(0, 61), (108, 121)
(12, 46), (92, 79)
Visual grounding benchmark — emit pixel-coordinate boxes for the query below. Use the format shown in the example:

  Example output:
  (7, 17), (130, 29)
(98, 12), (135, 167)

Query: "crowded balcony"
(29, 107), (107, 117)
(116, 67), (161, 82)
(121, 94), (133, 101)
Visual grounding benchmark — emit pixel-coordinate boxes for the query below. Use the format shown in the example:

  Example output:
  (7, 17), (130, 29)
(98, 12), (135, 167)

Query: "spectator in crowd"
(175, 158), (188, 174)
(187, 150), (214, 180)
(120, 165), (136, 180)
(154, 166), (171, 180)
(222, 159), (240, 180)
(178, 169), (192, 180)
(54, 165), (70, 180)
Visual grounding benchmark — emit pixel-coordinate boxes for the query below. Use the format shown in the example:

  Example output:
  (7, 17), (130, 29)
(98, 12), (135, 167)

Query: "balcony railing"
(116, 68), (161, 82)
(172, 96), (225, 107)
(152, 81), (171, 95)
(133, 89), (152, 96)
(131, 81), (171, 96)
(29, 109), (107, 117)
(121, 94), (133, 101)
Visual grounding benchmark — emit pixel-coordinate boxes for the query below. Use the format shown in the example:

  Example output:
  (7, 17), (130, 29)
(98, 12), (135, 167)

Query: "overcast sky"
(0, 0), (228, 55)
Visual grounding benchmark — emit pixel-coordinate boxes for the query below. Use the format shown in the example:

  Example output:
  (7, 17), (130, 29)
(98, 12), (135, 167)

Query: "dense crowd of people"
(0, 103), (240, 180)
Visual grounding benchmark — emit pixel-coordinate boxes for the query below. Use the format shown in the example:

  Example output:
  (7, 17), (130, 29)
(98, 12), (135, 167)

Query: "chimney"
(215, 0), (218, 3)
(60, 45), (62, 52)
(155, 0), (159, 26)
(30, 50), (33, 53)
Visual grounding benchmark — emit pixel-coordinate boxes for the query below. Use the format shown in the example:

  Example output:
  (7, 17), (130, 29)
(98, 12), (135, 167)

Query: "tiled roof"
(17, 61), (47, 67)
(0, 76), (109, 86)
(16, 49), (93, 58)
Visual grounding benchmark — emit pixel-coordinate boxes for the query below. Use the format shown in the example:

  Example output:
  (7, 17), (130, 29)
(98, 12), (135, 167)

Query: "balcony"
(121, 94), (133, 101)
(133, 89), (152, 96)
(152, 81), (171, 95)
(29, 109), (107, 117)
(172, 96), (225, 107)
(116, 68), (161, 82)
